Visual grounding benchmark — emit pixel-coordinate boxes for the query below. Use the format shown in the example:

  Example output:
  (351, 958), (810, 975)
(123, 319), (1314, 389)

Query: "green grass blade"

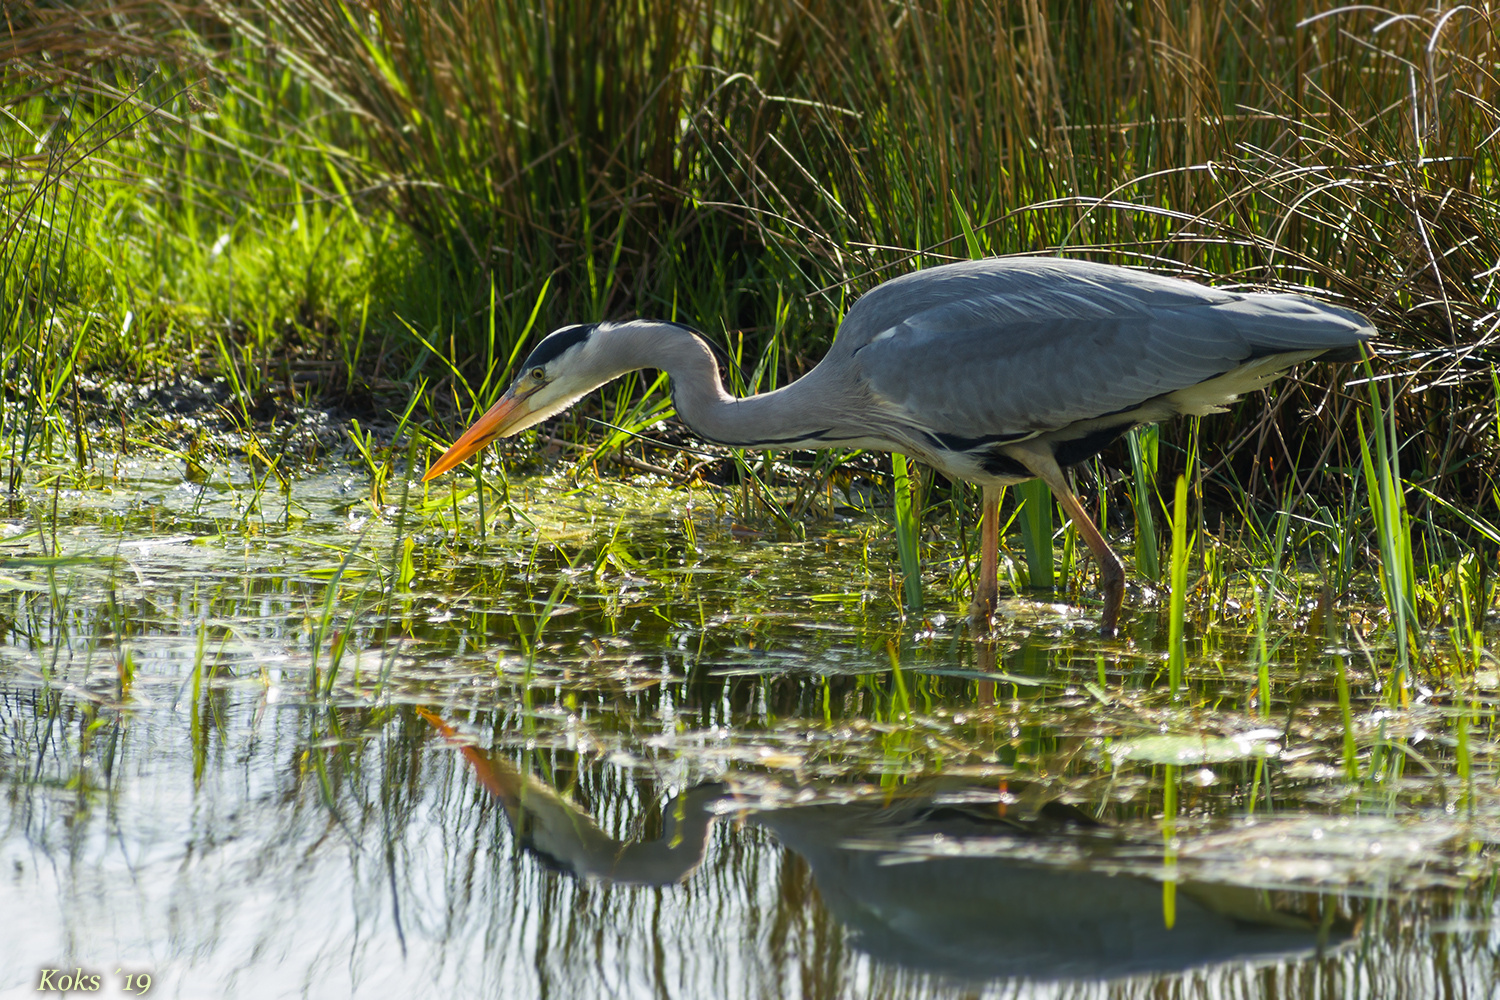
(1127, 426), (1161, 583)
(892, 453), (922, 613)
(1016, 479), (1054, 593)
(1167, 474), (1191, 700)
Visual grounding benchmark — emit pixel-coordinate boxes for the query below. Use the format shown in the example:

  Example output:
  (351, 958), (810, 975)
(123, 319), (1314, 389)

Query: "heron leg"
(1051, 482), (1125, 635)
(970, 485), (1002, 625)
(1006, 444), (1124, 635)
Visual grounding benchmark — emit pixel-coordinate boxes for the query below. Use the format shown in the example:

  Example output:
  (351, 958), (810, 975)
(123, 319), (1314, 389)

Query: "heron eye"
(530, 367), (546, 381)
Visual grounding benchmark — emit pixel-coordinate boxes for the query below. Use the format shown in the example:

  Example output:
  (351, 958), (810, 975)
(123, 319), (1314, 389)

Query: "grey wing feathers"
(843, 258), (1372, 438)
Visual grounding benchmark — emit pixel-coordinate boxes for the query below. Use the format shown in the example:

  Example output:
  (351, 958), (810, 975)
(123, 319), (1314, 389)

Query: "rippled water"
(2, 459), (1497, 998)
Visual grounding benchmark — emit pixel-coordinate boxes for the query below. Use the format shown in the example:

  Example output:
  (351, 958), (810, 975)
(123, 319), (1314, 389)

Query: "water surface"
(3, 458), (1497, 998)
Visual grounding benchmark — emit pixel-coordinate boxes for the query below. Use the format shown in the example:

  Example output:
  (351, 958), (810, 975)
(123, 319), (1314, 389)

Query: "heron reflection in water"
(422, 712), (1348, 981)
(423, 258), (1371, 633)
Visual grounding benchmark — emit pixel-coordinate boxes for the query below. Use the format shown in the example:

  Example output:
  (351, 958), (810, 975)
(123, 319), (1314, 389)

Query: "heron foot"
(968, 590), (997, 631)
(1098, 558), (1124, 637)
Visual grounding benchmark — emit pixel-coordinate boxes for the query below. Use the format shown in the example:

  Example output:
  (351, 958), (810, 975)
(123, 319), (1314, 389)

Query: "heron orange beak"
(422, 387), (530, 482)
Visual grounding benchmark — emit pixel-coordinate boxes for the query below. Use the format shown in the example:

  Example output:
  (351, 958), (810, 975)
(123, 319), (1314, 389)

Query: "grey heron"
(423, 257), (1373, 632)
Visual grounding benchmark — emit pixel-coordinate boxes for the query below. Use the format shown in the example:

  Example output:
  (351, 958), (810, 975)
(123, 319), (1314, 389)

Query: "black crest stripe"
(521, 323), (596, 370)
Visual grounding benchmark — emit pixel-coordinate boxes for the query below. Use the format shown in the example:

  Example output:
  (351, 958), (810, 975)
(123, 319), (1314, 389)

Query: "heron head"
(422, 323), (605, 481)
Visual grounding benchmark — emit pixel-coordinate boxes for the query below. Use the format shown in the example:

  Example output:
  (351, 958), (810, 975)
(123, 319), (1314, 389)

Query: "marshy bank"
(3, 2), (1499, 997)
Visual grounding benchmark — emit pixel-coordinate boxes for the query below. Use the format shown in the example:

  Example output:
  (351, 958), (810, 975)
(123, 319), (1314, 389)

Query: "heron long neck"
(515, 783), (721, 886)
(603, 321), (855, 449)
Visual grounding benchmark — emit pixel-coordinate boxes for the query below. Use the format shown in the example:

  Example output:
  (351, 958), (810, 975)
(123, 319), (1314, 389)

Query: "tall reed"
(1358, 369), (1420, 683)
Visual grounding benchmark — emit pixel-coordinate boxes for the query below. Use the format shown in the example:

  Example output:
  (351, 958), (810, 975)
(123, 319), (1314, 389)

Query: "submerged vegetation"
(2, 2), (1500, 993)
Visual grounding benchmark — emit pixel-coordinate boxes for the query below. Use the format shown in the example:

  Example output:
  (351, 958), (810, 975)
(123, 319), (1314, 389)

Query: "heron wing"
(843, 259), (1370, 441)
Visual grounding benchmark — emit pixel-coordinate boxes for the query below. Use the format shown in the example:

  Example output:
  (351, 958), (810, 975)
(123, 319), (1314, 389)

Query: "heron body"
(423, 257), (1373, 632)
